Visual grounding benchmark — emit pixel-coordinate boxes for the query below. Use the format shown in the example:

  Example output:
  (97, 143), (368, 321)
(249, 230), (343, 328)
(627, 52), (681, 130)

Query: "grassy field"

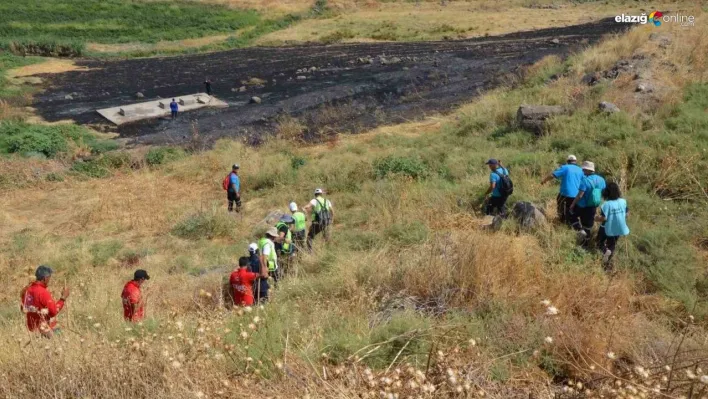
(1, 13), (707, 398)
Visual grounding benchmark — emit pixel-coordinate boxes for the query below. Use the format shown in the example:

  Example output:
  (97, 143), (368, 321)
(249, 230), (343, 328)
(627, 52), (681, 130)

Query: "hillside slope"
(1, 14), (708, 399)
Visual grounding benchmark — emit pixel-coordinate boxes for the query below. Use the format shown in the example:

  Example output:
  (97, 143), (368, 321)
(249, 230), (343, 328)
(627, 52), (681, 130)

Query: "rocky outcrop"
(516, 105), (566, 134)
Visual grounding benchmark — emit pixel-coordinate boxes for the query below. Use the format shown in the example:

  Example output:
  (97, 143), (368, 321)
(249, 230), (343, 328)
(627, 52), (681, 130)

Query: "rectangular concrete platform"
(97, 93), (228, 125)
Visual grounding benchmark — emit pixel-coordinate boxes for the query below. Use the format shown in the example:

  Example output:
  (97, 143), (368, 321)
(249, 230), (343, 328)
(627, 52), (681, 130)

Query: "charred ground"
(34, 18), (628, 146)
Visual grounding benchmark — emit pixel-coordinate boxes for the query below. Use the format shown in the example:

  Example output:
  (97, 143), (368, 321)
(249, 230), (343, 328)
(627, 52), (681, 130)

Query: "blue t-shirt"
(577, 174), (606, 208)
(552, 164), (584, 198)
(170, 101), (178, 112)
(229, 173), (240, 192)
(490, 167), (509, 198)
(601, 198), (630, 237)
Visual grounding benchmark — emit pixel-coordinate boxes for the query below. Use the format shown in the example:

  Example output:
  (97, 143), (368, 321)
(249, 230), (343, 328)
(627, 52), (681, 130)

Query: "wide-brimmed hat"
(567, 155), (577, 162)
(581, 161), (595, 172)
(266, 227), (279, 237)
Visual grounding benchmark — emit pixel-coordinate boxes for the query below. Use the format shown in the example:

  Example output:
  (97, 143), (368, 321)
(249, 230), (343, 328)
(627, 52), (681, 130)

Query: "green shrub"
(172, 208), (237, 240)
(320, 29), (355, 44)
(3, 130), (67, 157)
(665, 83), (708, 142)
(70, 160), (111, 178)
(145, 147), (186, 166)
(0, 121), (114, 158)
(384, 220), (429, 246)
(88, 140), (119, 154)
(89, 240), (124, 267)
(373, 155), (430, 180)
(3, 38), (85, 57)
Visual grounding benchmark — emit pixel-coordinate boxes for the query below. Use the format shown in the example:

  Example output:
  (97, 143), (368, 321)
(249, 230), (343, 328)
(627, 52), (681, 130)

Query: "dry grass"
(257, 0), (699, 45)
(6, 58), (86, 78)
(2, 11), (708, 399)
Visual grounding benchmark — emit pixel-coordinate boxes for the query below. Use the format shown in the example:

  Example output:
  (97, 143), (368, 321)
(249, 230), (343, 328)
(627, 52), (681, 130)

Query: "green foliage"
(2, 38), (85, 57)
(145, 147), (186, 166)
(0, 121), (116, 158)
(373, 155), (430, 180)
(320, 29), (355, 44)
(0, 0), (262, 45)
(70, 152), (132, 178)
(367, 312), (431, 368)
(89, 240), (124, 267)
(665, 83), (708, 142)
(384, 221), (429, 246)
(172, 208), (237, 240)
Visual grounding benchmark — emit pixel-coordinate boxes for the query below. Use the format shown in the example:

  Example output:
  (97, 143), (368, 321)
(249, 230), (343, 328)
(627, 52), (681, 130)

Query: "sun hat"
(280, 215), (294, 224)
(567, 155), (577, 162)
(314, 188), (323, 195)
(289, 202), (298, 212)
(266, 227), (279, 237)
(581, 161), (595, 172)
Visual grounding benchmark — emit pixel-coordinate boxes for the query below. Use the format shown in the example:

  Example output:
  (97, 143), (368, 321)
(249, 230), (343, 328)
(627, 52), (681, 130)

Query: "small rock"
(580, 73), (599, 86)
(309, 66), (317, 72)
(238, 86), (247, 92)
(220, 122), (226, 128)
(550, 38), (560, 44)
(231, 87), (237, 92)
(296, 75), (307, 80)
(272, 79), (277, 85)
(511, 202), (547, 231)
(599, 101), (620, 114)
(403, 67), (409, 71)
(64, 94), (74, 100)
(636, 83), (654, 93)
(250, 96), (261, 104)
(136, 92), (144, 99)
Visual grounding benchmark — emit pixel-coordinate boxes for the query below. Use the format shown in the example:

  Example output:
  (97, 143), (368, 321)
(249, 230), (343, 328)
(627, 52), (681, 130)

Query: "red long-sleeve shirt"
(230, 268), (258, 306)
(121, 280), (145, 322)
(21, 281), (65, 332)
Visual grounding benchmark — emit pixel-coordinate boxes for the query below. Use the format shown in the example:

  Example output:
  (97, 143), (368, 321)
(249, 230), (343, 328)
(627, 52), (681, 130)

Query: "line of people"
(484, 155), (630, 269)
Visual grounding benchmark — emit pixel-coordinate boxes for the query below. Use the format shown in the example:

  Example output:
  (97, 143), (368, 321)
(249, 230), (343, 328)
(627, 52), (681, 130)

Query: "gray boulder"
(296, 75), (307, 80)
(636, 82), (654, 93)
(250, 96), (262, 104)
(581, 72), (600, 86)
(511, 202), (547, 231)
(516, 104), (566, 134)
(599, 101), (620, 114)
(136, 92), (145, 99)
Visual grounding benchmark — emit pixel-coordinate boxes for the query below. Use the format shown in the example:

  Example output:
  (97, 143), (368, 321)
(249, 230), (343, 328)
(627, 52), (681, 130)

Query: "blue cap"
(485, 158), (499, 165)
(279, 215), (294, 224)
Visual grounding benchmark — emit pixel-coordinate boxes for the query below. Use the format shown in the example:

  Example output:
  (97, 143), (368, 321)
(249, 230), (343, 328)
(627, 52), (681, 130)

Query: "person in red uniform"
(122, 269), (150, 322)
(20, 265), (70, 338)
(230, 257), (265, 307)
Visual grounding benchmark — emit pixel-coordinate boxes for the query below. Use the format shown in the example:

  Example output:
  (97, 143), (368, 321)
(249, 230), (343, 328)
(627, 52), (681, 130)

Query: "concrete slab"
(96, 93), (228, 125)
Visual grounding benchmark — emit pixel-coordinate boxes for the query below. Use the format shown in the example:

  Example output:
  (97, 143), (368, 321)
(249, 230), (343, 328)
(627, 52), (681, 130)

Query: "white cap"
(567, 155), (577, 162)
(581, 161), (595, 172)
(314, 188), (323, 195)
(289, 202), (298, 212)
(248, 243), (258, 252)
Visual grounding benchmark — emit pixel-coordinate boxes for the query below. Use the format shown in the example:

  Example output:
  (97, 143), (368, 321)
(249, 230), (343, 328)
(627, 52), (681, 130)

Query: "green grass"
(0, 121), (116, 158)
(0, 0), (262, 45)
(0, 53), (42, 98)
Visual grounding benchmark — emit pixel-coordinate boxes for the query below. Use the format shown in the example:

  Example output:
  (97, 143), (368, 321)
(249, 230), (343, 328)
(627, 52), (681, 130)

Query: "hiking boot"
(575, 230), (587, 245)
(602, 249), (612, 265)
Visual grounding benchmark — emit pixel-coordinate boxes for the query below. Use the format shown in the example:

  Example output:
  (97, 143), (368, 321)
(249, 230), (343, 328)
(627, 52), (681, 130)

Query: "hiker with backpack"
(483, 159), (513, 217)
(541, 155), (583, 226)
(248, 243), (269, 303)
(274, 215), (295, 275)
(569, 161), (606, 247)
(595, 182), (630, 270)
(223, 164), (241, 213)
(289, 202), (307, 251)
(304, 188), (333, 250)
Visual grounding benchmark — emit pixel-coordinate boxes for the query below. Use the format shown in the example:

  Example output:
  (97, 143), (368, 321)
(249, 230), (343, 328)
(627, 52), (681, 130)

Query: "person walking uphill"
(595, 182), (630, 270)
(248, 243), (269, 303)
(483, 159), (513, 217)
(304, 188), (334, 250)
(231, 257), (266, 307)
(170, 99), (178, 119)
(223, 164), (241, 213)
(541, 155), (583, 225)
(21, 265), (70, 338)
(204, 79), (212, 96)
(290, 202), (307, 251)
(570, 161), (606, 247)
(122, 269), (150, 323)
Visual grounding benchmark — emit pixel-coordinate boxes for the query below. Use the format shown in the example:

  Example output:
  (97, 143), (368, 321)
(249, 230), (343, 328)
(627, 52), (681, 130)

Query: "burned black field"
(34, 18), (628, 146)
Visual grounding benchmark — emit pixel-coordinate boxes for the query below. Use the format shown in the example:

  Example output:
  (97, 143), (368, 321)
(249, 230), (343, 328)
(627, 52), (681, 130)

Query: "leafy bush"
(320, 29), (355, 44)
(665, 83), (708, 142)
(3, 38), (85, 57)
(384, 220), (429, 246)
(373, 155), (430, 180)
(70, 152), (132, 178)
(0, 121), (116, 158)
(172, 209), (237, 240)
(89, 240), (124, 267)
(145, 147), (186, 166)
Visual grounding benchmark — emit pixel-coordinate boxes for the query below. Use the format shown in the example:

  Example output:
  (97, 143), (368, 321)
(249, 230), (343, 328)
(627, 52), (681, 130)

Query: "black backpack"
(314, 197), (332, 225)
(495, 168), (514, 197)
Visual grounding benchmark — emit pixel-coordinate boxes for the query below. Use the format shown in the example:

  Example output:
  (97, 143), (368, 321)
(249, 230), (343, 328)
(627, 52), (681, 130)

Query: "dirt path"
(34, 18), (628, 146)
